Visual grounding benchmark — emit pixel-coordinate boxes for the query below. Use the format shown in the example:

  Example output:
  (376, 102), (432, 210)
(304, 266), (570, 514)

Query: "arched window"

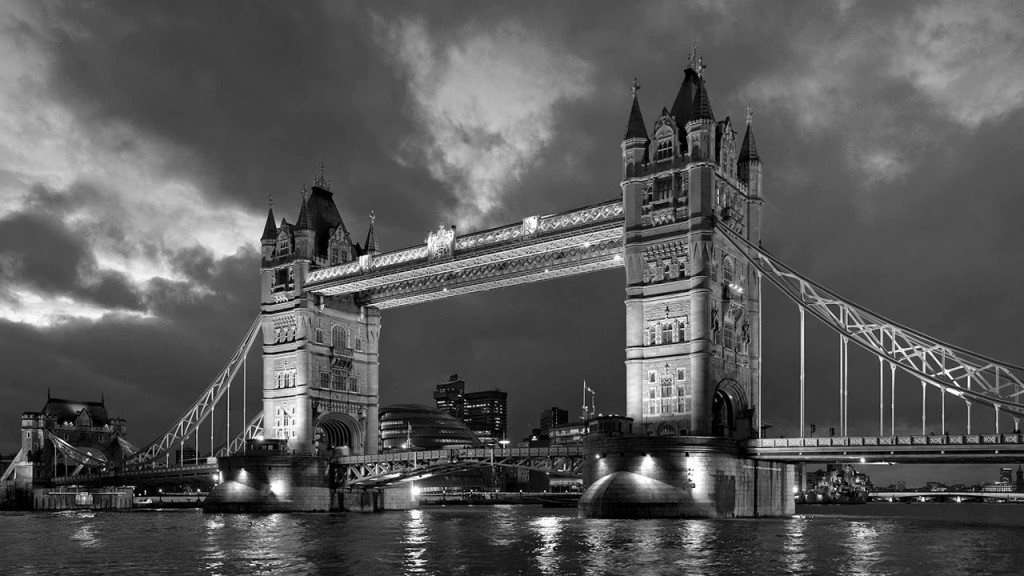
(332, 325), (347, 349)
(661, 323), (672, 344)
(723, 256), (735, 287)
(655, 138), (673, 161)
(315, 327), (324, 345)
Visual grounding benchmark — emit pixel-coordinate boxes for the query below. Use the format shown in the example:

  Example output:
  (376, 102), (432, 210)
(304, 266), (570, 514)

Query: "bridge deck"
(749, 434), (1024, 463)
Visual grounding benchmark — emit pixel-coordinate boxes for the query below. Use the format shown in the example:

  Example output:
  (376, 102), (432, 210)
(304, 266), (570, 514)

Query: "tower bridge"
(6, 50), (1024, 518)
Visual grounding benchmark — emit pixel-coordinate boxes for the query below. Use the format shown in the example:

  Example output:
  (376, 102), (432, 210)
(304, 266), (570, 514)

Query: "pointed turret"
(624, 88), (649, 142)
(261, 197), (278, 263)
(738, 119), (761, 165)
(294, 195), (315, 260)
(364, 211), (379, 254)
(684, 66), (717, 163)
(262, 207), (277, 241)
(622, 78), (650, 180)
(688, 79), (715, 125)
(296, 197), (314, 230)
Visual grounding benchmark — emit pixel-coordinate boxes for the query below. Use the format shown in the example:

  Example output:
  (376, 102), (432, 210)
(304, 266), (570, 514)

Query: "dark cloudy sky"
(2, 1), (1023, 486)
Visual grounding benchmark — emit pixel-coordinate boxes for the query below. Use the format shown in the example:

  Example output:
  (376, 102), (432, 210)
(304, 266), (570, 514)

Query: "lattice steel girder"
(365, 240), (624, 309)
(748, 435), (1024, 463)
(120, 316), (262, 467)
(214, 412), (264, 458)
(719, 225), (1024, 418)
(309, 223), (624, 297)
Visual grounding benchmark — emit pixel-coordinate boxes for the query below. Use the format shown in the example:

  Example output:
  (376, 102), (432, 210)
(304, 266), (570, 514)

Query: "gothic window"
(320, 372), (330, 388)
(677, 368), (686, 382)
(660, 375), (673, 399)
(331, 365), (345, 390)
(649, 387), (657, 400)
(655, 324), (662, 345)
(274, 403), (296, 439)
(648, 371), (657, 384)
(672, 319), (681, 343)
(661, 323), (672, 344)
(655, 139), (672, 161)
(355, 337), (363, 351)
(315, 327), (324, 345)
(655, 178), (671, 201)
(332, 325), (347, 349)
(724, 313), (736, 351)
(723, 256), (735, 287)
(647, 325), (656, 346)
(661, 398), (673, 414)
(277, 234), (291, 257)
(348, 377), (359, 393)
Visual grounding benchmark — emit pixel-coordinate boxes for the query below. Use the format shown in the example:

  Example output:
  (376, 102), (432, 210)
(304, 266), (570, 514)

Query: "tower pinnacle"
(739, 106), (761, 164)
(365, 210), (380, 254)
(624, 78), (649, 142)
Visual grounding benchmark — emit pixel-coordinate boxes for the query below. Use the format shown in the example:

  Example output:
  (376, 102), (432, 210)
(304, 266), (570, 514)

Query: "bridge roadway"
(748, 434), (1024, 463)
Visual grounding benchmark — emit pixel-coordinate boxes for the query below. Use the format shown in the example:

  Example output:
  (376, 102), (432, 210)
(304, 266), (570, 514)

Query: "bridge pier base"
(341, 486), (419, 513)
(578, 436), (794, 518)
(204, 453), (331, 513)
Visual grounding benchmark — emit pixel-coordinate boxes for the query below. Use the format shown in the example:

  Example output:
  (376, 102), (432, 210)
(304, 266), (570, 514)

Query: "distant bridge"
(870, 491), (1024, 502)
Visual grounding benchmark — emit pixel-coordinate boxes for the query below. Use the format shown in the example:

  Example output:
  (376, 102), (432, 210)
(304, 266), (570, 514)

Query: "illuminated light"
(270, 480), (283, 494)
(594, 454), (602, 459)
(443, 287), (448, 292)
(411, 484), (421, 496)
(583, 241), (590, 247)
(860, 457), (866, 464)
(612, 255), (622, 261)
(793, 486), (799, 494)
(544, 268), (549, 273)
(255, 435), (264, 441)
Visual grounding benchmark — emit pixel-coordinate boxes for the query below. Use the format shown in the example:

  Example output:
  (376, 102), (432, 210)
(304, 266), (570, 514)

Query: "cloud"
(375, 18), (593, 229)
(0, 3), (264, 326)
(891, 1), (1024, 128)
(741, 1), (1023, 191)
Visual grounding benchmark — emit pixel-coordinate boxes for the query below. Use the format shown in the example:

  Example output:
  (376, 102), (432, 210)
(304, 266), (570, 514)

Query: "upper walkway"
(305, 199), (624, 308)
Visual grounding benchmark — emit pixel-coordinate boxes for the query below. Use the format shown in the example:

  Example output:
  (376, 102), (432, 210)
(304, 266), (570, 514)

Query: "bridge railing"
(752, 434), (1024, 449)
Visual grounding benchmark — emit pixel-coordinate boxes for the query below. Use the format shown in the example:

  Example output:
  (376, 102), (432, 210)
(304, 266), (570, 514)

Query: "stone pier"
(579, 435), (794, 518)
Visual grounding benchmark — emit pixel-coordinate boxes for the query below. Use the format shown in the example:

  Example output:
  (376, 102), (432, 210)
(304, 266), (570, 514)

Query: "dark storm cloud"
(0, 209), (146, 312)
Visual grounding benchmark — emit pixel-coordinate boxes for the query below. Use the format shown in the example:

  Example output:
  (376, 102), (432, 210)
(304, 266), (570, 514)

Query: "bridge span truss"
(334, 446), (583, 488)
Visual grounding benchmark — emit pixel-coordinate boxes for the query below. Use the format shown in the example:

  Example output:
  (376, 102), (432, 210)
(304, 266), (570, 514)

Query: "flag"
(587, 387), (594, 394)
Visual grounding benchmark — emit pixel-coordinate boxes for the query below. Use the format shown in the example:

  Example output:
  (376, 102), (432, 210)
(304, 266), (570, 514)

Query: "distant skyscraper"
(433, 374), (466, 420)
(540, 407), (569, 433)
(1000, 466), (1013, 484)
(464, 390), (508, 445)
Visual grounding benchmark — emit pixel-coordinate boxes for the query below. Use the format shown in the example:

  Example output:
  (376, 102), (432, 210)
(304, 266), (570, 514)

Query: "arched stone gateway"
(712, 379), (753, 439)
(314, 412), (363, 457)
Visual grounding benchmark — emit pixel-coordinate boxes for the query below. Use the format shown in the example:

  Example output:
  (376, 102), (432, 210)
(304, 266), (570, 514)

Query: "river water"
(1, 503), (1023, 575)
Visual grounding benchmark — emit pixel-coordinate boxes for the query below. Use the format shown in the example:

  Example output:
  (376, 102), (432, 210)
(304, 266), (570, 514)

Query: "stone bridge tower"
(259, 175), (381, 456)
(621, 55), (764, 439)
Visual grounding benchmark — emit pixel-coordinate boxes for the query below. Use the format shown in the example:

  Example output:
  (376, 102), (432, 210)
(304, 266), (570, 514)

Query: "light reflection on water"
(4, 504), (1024, 575)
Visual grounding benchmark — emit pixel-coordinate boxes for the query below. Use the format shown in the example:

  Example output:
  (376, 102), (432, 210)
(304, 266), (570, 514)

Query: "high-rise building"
(433, 374), (466, 420)
(540, 407), (569, 433)
(464, 389), (508, 445)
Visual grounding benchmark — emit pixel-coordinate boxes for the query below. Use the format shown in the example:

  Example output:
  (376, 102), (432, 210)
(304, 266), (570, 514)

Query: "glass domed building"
(379, 404), (483, 451)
